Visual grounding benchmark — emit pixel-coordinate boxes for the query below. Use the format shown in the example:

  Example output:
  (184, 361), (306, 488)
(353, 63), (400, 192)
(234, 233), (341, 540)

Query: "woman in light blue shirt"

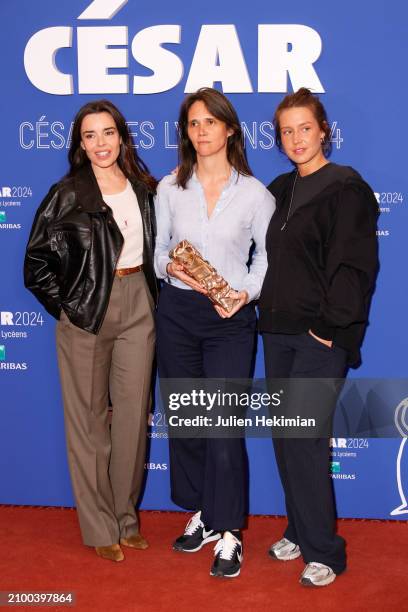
(155, 87), (275, 578)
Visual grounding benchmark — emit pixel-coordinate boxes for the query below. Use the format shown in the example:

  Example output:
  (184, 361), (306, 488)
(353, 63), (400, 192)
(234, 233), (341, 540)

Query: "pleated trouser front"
(56, 272), (155, 547)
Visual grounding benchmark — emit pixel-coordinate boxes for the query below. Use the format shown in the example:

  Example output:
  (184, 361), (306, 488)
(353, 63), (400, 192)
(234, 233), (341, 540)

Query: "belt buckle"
(116, 265), (142, 277)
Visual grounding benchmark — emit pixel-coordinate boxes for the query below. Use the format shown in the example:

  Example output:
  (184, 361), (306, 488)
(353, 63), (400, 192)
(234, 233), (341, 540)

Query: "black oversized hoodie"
(258, 166), (379, 366)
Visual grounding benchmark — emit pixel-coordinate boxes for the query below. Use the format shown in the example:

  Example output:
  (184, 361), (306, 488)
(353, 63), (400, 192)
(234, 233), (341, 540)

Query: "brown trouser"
(56, 271), (155, 547)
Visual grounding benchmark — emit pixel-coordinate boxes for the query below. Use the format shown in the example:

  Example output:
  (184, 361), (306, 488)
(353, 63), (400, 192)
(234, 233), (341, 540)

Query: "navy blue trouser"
(262, 332), (348, 574)
(156, 283), (256, 531)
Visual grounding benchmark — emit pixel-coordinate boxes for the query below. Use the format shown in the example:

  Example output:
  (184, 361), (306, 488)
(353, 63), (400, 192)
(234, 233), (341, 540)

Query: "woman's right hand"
(166, 262), (208, 294)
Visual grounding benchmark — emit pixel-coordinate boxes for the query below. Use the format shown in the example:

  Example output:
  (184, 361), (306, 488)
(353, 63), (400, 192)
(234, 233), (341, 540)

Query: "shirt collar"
(190, 167), (239, 191)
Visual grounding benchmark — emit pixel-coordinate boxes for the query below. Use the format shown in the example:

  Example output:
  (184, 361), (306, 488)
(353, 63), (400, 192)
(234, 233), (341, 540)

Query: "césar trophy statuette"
(169, 240), (240, 313)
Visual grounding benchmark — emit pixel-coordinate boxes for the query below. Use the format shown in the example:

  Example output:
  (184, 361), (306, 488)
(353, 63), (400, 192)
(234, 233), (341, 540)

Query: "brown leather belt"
(115, 265), (143, 277)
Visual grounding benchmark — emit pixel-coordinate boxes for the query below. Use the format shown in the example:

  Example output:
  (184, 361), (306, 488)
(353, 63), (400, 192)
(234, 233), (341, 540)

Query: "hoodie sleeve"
(310, 181), (379, 340)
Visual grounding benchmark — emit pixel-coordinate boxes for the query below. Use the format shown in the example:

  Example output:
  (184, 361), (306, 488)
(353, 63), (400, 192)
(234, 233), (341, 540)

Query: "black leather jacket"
(24, 164), (157, 334)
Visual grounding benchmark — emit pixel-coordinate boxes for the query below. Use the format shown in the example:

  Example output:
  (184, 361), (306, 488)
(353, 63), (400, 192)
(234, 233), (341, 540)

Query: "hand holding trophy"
(169, 240), (240, 313)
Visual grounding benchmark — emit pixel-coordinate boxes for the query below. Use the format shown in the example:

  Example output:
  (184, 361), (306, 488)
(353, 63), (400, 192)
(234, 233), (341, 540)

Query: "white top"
(154, 170), (276, 302)
(102, 180), (144, 268)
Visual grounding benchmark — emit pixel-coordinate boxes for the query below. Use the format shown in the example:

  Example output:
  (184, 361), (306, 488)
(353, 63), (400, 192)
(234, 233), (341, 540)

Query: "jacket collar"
(74, 164), (106, 212)
(128, 176), (149, 216)
(73, 164), (148, 214)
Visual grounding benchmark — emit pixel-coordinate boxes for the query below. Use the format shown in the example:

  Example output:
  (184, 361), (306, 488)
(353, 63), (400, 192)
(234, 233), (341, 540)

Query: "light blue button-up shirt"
(154, 169), (276, 302)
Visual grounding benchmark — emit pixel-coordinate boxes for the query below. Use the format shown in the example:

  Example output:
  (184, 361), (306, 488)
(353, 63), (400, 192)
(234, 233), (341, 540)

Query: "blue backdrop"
(0, 0), (407, 520)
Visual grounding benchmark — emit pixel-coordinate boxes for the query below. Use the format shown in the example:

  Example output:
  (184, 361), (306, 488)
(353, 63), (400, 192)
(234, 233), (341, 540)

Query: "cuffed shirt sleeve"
(154, 179), (173, 279)
(239, 188), (276, 302)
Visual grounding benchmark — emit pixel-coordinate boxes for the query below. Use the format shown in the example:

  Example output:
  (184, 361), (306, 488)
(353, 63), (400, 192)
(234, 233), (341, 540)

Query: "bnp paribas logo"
(0, 345), (28, 370)
(0, 210), (21, 230)
(330, 462), (341, 474)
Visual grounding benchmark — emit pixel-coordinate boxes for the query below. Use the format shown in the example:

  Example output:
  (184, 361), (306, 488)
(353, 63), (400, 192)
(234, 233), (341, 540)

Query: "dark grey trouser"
(263, 332), (347, 575)
(56, 271), (155, 547)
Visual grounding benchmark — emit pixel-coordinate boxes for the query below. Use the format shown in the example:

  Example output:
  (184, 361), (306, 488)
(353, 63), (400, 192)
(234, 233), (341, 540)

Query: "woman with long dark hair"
(154, 87), (275, 578)
(24, 100), (157, 562)
(259, 88), (378, 586)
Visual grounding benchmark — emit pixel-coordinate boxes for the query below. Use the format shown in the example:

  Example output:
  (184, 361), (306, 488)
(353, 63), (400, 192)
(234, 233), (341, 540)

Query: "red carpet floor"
(0, 507), (406, 612)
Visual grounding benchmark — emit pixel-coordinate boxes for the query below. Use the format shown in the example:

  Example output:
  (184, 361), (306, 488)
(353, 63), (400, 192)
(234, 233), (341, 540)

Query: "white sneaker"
(269, 537), (301, 561)
(173, 511), (221, 552)
(210, 531), (243, 578)
(300, 562), (336, 587)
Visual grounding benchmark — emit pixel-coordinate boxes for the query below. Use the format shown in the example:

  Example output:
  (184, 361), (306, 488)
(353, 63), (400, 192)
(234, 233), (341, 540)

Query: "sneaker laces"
(184, 511), (203, 536)
(303, 562), (331, 576)
(274, 537), (292, 550)
(214, 533), (239, 561)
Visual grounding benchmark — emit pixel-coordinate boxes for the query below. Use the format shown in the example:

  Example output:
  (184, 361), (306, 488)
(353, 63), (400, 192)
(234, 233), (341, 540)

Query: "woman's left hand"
(214, 290), (249, 319)
(308, 329), (333, 348)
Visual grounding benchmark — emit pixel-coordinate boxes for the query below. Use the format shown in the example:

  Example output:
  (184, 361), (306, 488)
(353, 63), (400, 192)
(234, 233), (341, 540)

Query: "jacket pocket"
(50, 226), (91, 254)
(52, 227), (92, 305)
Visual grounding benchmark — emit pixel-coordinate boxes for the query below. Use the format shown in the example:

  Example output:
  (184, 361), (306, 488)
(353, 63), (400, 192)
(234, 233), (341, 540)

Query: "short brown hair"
(176, 88), (252, 189)
(274, 87), (331, 156)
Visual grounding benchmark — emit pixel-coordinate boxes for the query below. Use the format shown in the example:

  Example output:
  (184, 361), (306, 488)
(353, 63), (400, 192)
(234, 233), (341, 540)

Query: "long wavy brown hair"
(176, 88), (252, 189)
(67, 99), (157, 192)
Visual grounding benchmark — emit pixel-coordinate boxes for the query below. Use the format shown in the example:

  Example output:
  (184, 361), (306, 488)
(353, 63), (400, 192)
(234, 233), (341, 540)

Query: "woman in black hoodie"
(259, 88), (378, 587)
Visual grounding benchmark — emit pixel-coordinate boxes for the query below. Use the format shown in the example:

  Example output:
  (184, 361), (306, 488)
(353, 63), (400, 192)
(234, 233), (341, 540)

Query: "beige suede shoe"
(120, 534), (149, 549)
(95, 544), (125, 562)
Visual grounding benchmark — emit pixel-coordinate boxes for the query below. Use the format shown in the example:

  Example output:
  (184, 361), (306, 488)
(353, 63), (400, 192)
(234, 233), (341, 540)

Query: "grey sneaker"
(269, 537), (301, 561)
(300, 562), (336, 587)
